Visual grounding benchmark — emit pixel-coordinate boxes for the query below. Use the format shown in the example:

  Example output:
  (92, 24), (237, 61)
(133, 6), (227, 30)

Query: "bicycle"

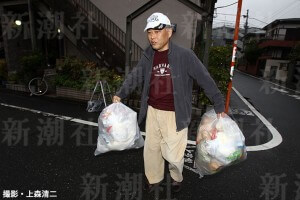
(28, 68), (56, 96)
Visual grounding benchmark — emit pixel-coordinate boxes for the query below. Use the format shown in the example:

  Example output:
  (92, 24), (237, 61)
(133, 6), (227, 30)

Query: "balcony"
(259, 39), (297, 48)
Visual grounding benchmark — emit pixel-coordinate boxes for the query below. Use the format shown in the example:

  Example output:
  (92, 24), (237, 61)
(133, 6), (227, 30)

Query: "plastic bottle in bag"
(194, 109), (247, 177)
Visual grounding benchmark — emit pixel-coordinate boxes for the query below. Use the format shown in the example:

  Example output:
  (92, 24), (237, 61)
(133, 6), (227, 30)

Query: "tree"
(288, 44), (300, 62)
(244, 40), (262, 64)
(193, 45), (231, 106)
(208, 45), (232, 68)
(286, 44), (300, 90)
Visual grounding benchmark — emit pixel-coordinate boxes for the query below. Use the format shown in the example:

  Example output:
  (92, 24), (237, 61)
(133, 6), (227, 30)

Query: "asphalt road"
(0, 71), (299, 200)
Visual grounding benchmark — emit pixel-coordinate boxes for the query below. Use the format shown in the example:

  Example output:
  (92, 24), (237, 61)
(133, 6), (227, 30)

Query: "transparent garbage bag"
(194, 109), (247, 178)
(94, 102), (144, 155)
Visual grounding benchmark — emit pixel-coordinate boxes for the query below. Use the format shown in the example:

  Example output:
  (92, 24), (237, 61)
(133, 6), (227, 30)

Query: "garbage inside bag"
(94, 102), (144, 155)
(194, 109), (247, 178)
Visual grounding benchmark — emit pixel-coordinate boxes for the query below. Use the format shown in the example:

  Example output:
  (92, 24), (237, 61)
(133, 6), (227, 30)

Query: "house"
(212, 25), (244, 47)
(237, 30), (265, 75)
(257, 18), (300, 83)
(212, 25), (263, 59)
(212, 25), (245, 59)
(243, 30), (266, 45)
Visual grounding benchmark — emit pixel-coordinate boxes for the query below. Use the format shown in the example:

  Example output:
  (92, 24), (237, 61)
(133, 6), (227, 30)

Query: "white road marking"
(231, 108), (254, 116)
(0, 103), (97, 126)
(1, 95), (282, 151)
(0, 103), (196, 145)
(270, 87), (288, 93)
(236, 70), (300, 94)
(268, 87), (300, 100)
(0, 96), (280, 175)
(287, 94), (300, 100)
(0, 102), (198, 173)
(232, 87), (283, 151)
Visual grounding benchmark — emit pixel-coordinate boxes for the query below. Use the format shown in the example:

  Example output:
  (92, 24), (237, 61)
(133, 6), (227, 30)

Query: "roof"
(263, 18), (300, 30)
(252, 30), (266, 34)
(244, 30), (266, 37)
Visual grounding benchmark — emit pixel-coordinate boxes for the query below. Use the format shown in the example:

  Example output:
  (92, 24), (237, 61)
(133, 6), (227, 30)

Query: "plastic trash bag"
(194, 109), (247, 178)
(94, 102), (144, 155)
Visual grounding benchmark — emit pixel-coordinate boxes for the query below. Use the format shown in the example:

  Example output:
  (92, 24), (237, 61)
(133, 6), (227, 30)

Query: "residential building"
(212, 25), (243, 47)
(212, 25), (244, 58)
(243, 30), (266, 44)
(237, 30), (265, 75)
(257, 18), (300, 84)
(0, 0), (212, 74)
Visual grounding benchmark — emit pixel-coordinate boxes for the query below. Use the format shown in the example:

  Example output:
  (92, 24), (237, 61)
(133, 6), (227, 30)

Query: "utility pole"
(243, 9), (249, 35)
(241, 10), (249, 52)
(203, 0), (216, 68)
(28, 0), (37, 51)
(225, 0), (243, 113)
(242, 9), (249, 70)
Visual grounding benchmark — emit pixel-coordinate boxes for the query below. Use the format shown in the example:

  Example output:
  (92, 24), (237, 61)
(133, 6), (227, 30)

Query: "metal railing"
(41, 0), (125, 68)
(263, 34), (286, 41)
(71, 0), (143, 62)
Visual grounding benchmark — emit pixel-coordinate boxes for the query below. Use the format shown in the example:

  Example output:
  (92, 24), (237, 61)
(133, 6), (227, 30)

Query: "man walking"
(113, 12), (225, 193)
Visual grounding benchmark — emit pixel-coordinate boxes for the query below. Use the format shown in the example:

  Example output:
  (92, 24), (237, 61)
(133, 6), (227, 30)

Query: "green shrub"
(244, 40), (262, 64)
(7, 72), (18, 83)
(209, 45), (232, 68)
(194, 46), (231, 106)
(198, 66), (230, 106)
(18, 52), (45, 84)
(55, 57), (123, 92)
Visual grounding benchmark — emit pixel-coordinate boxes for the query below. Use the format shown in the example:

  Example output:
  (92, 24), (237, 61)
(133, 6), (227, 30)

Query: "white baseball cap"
(144, 12), (171, 32)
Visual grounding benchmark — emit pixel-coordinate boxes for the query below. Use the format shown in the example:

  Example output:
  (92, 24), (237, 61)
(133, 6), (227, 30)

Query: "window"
(279, 63), (288, 71)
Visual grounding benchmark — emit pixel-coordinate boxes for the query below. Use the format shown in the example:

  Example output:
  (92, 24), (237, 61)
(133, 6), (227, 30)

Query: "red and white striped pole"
(225, 0), (243, 113)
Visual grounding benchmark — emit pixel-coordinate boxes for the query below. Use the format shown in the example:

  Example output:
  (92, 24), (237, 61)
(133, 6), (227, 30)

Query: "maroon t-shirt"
(148, 49), (175, 111)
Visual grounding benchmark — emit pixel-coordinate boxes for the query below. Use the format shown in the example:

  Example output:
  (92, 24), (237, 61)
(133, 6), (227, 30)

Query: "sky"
(213, 0), (300, 28)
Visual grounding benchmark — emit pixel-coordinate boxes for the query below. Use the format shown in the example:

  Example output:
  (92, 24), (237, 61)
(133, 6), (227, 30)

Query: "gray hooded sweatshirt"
(116, 41), (225, 132)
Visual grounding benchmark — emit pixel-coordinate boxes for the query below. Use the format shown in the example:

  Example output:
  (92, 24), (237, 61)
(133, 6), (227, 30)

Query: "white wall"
(264, 59), (290, 82)
(90, 0), (201, 49)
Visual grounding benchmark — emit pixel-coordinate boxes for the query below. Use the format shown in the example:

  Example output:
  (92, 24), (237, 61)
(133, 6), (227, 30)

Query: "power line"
(267, 0), (298, 20)
(215, 1), (238, 9)
(214, 1), (300, 27)
(272, 4), (300, 21)
(214, 17), (247, 25)
(213, 19), (245, 24)
(213, 21), (261, 29)
(215, 13), (236, 16)
(258, 0), (299, 26)
(214, 12), (268, 26)
(212, 21), (245, 28)
(246, 22), (261, 28)
(248, 17), (268, 24)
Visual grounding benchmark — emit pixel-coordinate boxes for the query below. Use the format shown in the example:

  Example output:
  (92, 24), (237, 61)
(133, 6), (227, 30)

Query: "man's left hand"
(217, 112), (226, 119)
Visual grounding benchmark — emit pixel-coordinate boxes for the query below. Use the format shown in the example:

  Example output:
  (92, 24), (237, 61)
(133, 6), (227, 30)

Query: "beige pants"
(144, 105), (188, 184)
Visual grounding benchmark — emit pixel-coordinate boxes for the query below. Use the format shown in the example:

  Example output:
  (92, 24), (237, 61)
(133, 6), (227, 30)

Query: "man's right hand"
(112, 96), (121, 103)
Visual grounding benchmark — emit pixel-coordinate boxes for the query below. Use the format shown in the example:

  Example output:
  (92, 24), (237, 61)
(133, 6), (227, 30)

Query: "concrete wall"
(90, 0), (202, 49)
(264, 59), (290, 82)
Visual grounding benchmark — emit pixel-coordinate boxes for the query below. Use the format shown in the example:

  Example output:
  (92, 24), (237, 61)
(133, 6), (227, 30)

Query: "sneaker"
(143, 179), (162, 193)
(171, 179), (182, 193)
